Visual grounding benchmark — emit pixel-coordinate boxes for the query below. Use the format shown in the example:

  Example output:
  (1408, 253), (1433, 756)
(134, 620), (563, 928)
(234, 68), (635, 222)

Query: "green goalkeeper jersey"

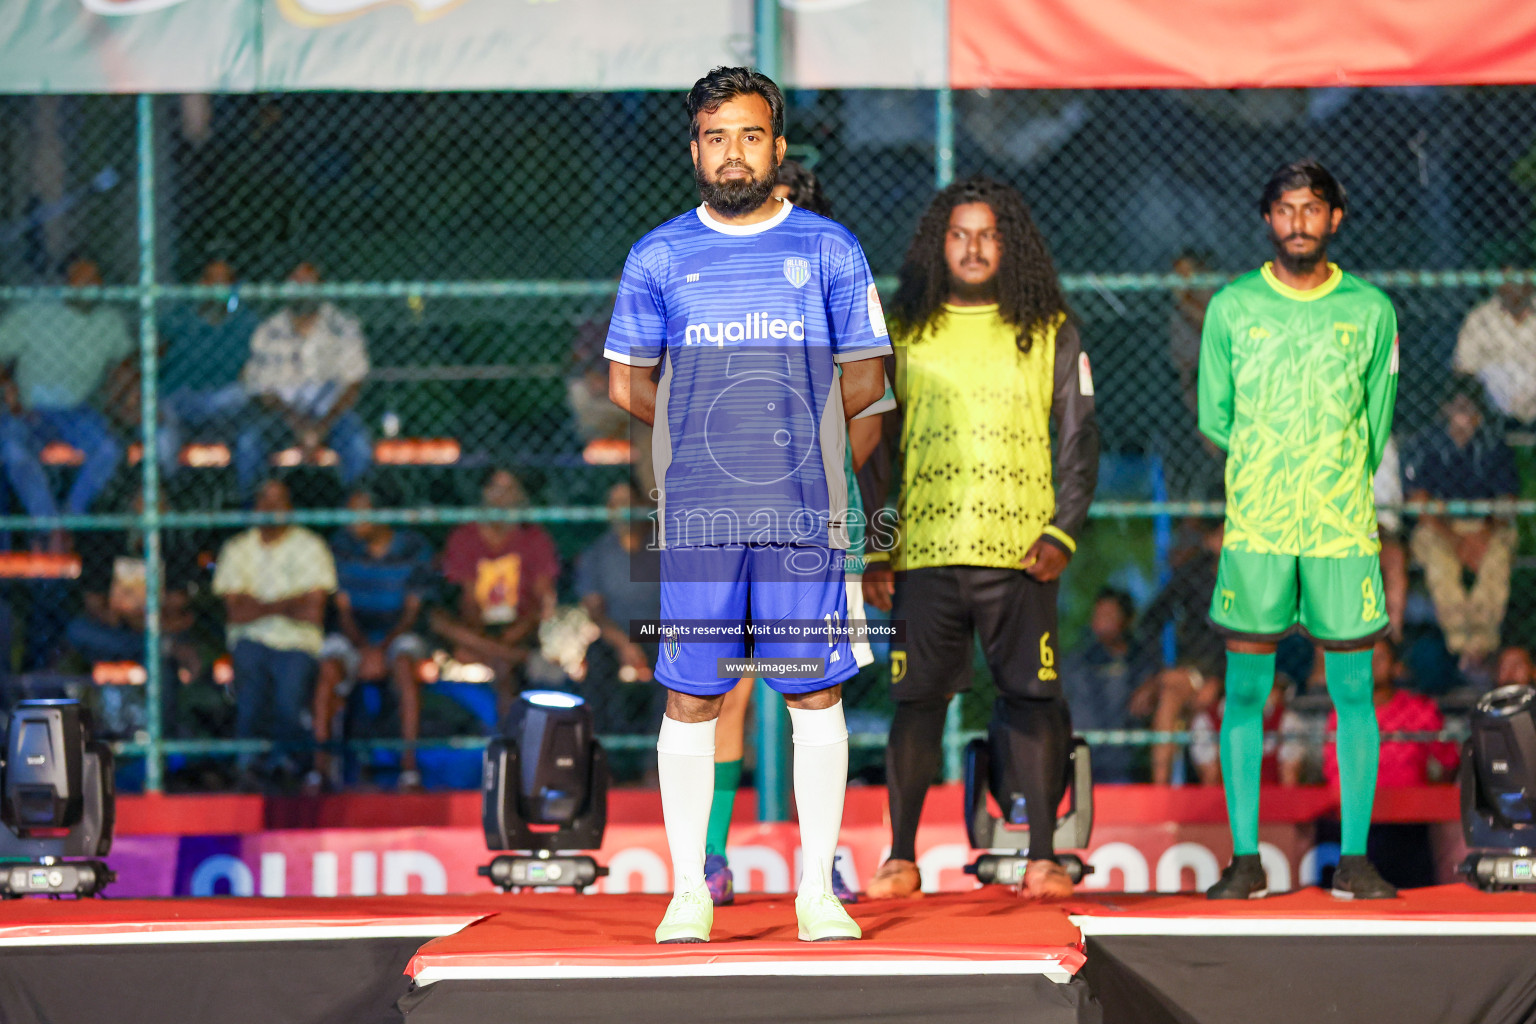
(1198, 262), (1398, 558)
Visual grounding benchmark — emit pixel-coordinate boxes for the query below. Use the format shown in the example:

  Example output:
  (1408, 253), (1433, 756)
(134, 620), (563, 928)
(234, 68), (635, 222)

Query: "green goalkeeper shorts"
(1209, 549), (1389, 648)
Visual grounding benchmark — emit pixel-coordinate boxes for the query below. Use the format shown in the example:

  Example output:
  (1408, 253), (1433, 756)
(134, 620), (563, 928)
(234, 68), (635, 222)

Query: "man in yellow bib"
(863, 177), (1099, 899)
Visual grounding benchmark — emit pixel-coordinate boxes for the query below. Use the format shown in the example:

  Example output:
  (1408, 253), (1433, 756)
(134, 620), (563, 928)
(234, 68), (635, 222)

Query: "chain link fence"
(0, 87), (1533, 792)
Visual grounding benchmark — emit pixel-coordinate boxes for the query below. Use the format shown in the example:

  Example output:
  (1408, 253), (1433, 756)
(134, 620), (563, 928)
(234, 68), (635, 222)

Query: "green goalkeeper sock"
(1325, 649), (1379, 856)
(705, 759), (742, 858)
(1220, 652), (1274, 857)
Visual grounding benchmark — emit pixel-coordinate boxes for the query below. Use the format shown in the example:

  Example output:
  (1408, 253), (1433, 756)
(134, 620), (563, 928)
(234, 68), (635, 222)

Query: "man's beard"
(948, 272), (998, 303)
(1270, 227), (1331, 275)
(695, 158), (778, 218)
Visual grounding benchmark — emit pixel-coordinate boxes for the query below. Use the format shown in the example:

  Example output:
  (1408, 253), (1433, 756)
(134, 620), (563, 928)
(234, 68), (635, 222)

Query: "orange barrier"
(0, 551), (81, 578)
(582, 437), (631, 465)
(39, 441), (85, 467)
(92, 661), (148, 686)
(374, 438), (461, 465)
(41, 438), (467, 469)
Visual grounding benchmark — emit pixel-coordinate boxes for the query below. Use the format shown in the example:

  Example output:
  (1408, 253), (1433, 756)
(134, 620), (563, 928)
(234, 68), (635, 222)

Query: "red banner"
(952, 0), (1536, 88)
(102, 819), (1468, 899)
(100, 786), (1464, 898)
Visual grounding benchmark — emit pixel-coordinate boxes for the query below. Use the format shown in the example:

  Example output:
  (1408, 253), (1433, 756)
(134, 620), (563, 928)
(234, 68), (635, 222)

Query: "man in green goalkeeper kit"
(1199, 160), (1399, 900)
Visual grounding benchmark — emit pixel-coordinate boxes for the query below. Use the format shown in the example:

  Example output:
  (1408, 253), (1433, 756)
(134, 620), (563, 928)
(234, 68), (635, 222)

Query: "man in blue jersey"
(607, 67), (889, 944)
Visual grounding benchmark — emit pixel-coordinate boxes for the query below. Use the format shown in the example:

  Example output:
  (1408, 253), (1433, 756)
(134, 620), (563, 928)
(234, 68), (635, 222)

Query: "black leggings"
(885, 694), (1072, 863)
(989, 695), (1072, 861)
(885, 697), (949, 863)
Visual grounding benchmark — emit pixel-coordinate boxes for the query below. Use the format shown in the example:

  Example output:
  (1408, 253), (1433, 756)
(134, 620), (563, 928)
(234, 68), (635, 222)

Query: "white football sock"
(657, 715), (717, 894)
(789, 701), (849, 899)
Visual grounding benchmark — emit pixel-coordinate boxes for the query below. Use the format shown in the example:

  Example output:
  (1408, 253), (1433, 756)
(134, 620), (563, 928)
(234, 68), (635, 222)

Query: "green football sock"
(1220, 652), (1274, 857)
(1325, 649), (1379, 856)
(705, 759), (742, 858)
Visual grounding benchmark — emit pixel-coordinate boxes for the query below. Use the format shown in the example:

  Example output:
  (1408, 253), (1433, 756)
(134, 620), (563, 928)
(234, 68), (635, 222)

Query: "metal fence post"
(754, 678), (790, 821)
(755, 0), (780, 81)
(136, 94), (165, 794)
(935, 88), (955, 189)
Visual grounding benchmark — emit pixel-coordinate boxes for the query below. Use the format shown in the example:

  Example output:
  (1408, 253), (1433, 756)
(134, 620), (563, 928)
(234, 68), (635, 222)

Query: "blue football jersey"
(604, 201), (892, 549)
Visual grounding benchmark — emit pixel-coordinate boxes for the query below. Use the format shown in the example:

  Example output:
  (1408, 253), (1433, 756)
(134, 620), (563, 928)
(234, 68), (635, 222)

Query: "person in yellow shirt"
(213, 478), (337, 789)
(863, 177), (1099, 899)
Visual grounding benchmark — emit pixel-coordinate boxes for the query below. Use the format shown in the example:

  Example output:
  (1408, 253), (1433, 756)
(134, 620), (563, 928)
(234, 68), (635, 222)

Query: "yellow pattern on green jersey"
(894, 305), (1060, 570)
(1198, 263), (1398, 558)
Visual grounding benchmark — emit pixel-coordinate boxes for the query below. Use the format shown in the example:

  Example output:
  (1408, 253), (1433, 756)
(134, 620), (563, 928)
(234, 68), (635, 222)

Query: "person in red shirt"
(1321, 637), (1457, 889)
(430, 468), (559, 715)
(1187, 675), (1304, 787)
(1324, 638), (1458, 788)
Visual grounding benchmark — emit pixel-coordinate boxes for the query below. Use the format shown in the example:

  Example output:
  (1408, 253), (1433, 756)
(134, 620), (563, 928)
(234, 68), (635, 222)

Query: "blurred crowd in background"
(4, 88), (1536, 794)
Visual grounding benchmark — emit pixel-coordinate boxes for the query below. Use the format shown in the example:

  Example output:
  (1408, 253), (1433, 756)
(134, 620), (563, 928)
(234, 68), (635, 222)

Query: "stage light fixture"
(1460, 684), (1536, 891)
(962, 721), (1094, 886)
(480, 690), (609, 892)
(0, 699), (115, 898)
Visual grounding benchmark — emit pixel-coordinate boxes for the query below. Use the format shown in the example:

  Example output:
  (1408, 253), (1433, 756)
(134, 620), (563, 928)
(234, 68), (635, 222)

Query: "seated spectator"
(1061, 587), (1150, 782)
(567, 298), (655, 497)
(0, 255), (130, 540)
(1327, 638), (1459, 888)
(1495, 645), (1535, 689)
(212, 478), (337, 789)
(1188, 674), (1305, 787)
(158, 257), (259, 472)
(235, 260), (371, 502)
(1452, 261), (1536, 424)
(430, 468), (558, 716)
(568, 300), (630, 446)
(578, 481), (658, 681)
(1324, 638), (1458, 787)
(1404, 375), (1518, 667)
(66, 493), (202, 731)
(310, 487), (435, 792)
(576, 481), (662, 732)
(1131, 518), (1230, 784)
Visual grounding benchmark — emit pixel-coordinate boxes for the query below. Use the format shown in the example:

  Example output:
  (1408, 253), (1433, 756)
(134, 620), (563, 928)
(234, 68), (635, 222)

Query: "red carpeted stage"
(5, 886), (1536, 1024)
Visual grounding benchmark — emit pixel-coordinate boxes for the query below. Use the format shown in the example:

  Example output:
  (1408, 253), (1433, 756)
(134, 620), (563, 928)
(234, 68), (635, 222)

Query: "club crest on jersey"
(1334, 321), (1360, 347)
(783, 256), (811, 289)
(664, 631), (680, 663)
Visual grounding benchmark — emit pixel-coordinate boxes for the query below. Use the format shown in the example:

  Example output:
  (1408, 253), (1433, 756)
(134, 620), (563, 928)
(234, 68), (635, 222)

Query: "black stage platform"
(3, 887), (1534, 1023)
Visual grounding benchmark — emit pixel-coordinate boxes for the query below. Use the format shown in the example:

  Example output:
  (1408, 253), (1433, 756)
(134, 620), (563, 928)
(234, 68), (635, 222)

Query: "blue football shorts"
(656, 544), (856, 696)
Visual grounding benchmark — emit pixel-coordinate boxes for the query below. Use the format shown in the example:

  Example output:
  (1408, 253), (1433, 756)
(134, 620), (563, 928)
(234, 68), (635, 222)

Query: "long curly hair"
(777, 159), (831, 218)
(889, 176), (1068, 352)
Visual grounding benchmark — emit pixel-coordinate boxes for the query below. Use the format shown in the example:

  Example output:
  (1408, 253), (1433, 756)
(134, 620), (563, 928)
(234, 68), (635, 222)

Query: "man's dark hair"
(687, 66), (784, 141)
(486, 466), (523, 488)
(1173, 248), (1214, 270)
(1095, 587), (1135, 623)
(890, 175), (1069, 353)
(256, 477), (290, 501)
(351, 477), (403, 509)
(777, 159), (831, 218)
(1259, 159), (1347, 216)
(1444, 372), (1490, 412)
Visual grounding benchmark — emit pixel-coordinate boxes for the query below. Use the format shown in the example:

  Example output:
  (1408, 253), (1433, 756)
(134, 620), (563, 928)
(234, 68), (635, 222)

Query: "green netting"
(0, 88), (1530, 791)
